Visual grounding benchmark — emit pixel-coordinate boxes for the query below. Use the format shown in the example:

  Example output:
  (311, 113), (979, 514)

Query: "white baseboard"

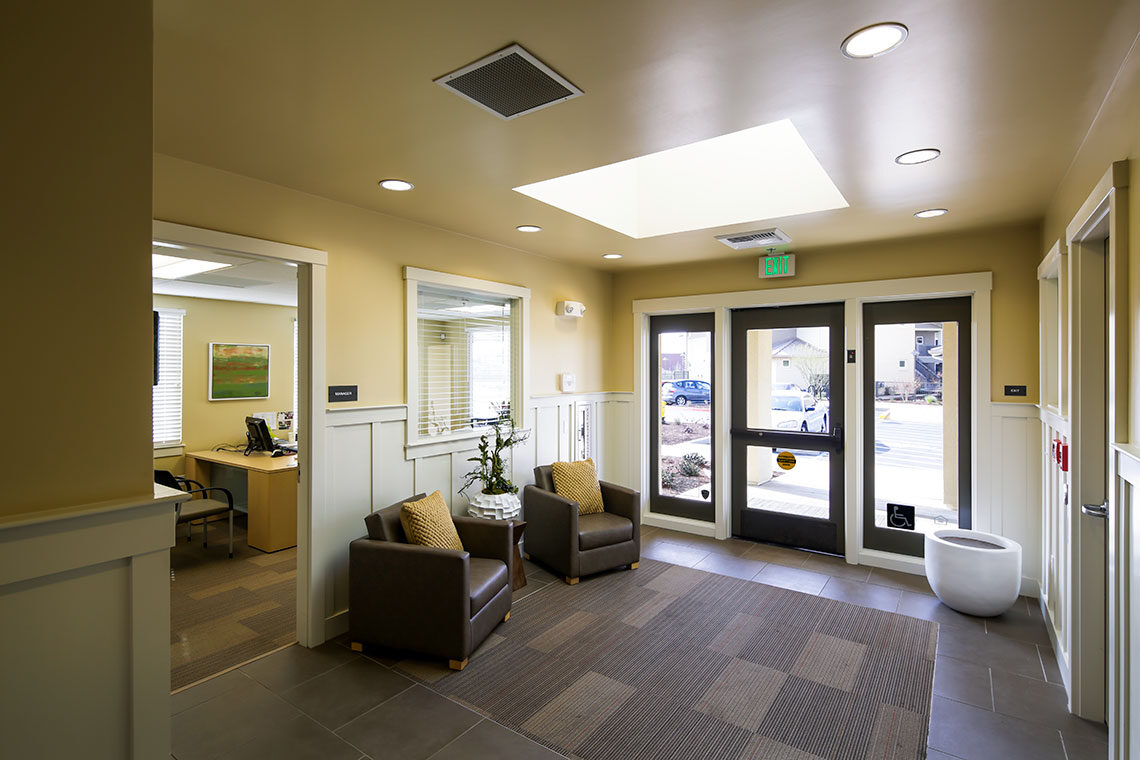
(642, 512), (717, 537)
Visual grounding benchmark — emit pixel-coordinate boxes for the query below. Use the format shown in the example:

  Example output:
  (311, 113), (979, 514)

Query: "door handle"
(831, 425), (843, 451)
(1081, 502), (1108, 519)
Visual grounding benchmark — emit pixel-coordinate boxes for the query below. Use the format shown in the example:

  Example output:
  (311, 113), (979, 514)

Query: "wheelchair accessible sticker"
(776, 451), (796, 470)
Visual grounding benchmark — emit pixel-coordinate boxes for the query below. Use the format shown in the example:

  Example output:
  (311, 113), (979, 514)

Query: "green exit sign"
(760, 254), (796, 278)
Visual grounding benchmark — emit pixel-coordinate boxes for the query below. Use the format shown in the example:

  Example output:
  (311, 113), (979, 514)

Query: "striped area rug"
(417, 559), (937, 760)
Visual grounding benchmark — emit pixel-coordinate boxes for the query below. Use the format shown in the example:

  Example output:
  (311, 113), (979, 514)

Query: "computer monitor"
(245, 416), (275, 453)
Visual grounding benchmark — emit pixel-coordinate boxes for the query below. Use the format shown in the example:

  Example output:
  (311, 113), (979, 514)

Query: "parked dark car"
(662, 379), (711, 405)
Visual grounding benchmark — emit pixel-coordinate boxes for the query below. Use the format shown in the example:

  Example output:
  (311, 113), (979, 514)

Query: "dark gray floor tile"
(1039, 644), (1064, 685)
(336, 685), (481, 760)
(216, 714), (362, 760)
(990, 668), (1071, 727)
(925, 751), (966, 760)
(896, 591), (987, 632)
(752, 563), (829, 594)
(933, 655), (993, 710)
(1060, 719), (1109, 760)
(657, 532), (754, 558)
(172, 676), (303, 760)
(928, 696), (1065, 760)
(801, 554), (872, 582)
(427, 719), (566, 759)
(521, 560), (557, 585)
(693, 551), (768, 580)
(742, 542), (809, 568)
(936, 626), (1046, 680)
(819, 576), (901, 611)
(641, 541), (709, 567)
(985, 604), (1052, 646)
(241, 642), (357, 694)
(866, 567), (933, 595)
(172, 670), (253, 715)
(281, 657), (413, 730)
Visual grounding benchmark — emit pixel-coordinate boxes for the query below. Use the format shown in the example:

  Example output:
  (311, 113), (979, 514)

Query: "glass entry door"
(649, 314), (715, 522)
(731, 303), (844, 554)
(862, 297), (972, 556)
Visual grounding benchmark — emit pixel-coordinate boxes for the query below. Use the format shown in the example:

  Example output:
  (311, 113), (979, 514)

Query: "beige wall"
(1041, 37), (1140, 439)
(154, 295), (297, 472)
(153, 155), (613, 407)
(608, 221), (1043, 403)
(2, 1), (153, 519)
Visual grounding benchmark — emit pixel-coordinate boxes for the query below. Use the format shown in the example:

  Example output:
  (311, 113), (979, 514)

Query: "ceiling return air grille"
(714, 228), (792, 250)
(434, 43), (583, 120)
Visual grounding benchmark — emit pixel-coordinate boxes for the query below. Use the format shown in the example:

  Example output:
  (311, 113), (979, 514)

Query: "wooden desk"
(184, 450), (297, 552)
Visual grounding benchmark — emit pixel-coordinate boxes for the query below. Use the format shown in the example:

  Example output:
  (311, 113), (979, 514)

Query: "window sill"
(154, 444), (185, 458)
(404, 430), (485, 459)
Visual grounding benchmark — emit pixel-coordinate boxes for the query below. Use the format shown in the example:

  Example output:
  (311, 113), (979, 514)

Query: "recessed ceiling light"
(895, 148), (941, 165)
(602, 253), (623, 260)
(841, 23), (909, 59)
(151, 253), (232, 280)
(514, 119), (847, 239)
(378, 179), (414, 192)
(516, 225), (542, 232)
(914, 208), (948, 219)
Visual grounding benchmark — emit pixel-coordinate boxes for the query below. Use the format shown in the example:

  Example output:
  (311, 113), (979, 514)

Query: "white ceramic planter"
(467, 491), (521, 521)
(924, 528), (1022, 617)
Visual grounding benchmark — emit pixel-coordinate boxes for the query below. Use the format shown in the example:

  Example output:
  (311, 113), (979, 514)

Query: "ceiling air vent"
(434, 43), (583, 120)
(715, 228), (792, 250)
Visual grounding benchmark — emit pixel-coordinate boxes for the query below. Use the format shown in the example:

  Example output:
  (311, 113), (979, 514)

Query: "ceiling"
(154, 0), (1140, 269)
(152, 245), (298, 306)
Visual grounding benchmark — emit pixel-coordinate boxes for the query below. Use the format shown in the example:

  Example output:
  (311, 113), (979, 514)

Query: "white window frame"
(404, 267), (530, 455)
(153, 306), (185, 456)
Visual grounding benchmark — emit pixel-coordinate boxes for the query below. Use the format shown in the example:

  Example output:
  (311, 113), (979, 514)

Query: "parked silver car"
(771, 392), (829, 432)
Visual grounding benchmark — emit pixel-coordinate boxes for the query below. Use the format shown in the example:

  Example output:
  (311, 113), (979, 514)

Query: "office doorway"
(861, 297), (972, 557)
(152, 220), (328, 691)
(730, 303), (845, 554)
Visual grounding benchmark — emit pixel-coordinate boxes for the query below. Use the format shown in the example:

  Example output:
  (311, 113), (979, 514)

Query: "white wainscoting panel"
(987, 403), (1044, 594)
(320, 394), (633, 638)
(0, 494), (177, 759)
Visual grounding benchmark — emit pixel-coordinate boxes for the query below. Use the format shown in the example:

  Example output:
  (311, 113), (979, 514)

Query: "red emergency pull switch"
(1059, 442), (1069, 472)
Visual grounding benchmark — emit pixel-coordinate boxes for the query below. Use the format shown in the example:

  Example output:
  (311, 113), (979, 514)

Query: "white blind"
(292, 318), (299, 433)
(417, 284), (514, 437)
(153, 308), (184, 446)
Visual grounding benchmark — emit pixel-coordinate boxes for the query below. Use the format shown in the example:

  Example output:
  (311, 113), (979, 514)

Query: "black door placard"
(328, 385), (359, 402)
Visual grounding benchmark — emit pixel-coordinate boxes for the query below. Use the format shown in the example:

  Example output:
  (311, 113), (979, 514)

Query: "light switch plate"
(560, 373), (576, 392)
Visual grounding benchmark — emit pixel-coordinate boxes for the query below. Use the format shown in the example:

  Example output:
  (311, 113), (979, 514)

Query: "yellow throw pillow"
(552, 458), (605, 516)
(400, 491), (464, 551)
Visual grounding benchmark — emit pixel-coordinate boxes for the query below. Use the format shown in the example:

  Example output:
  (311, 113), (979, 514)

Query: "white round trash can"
(924, 529), (1022, 617)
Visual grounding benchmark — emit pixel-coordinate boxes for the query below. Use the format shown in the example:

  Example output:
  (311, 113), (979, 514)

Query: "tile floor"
(170, 526), (1109, 760)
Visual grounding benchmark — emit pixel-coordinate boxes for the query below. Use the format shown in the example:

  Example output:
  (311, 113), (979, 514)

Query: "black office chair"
(155, 470), (235, 558)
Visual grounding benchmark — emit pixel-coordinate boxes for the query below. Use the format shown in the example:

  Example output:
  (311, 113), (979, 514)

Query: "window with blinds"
(417, 284), (515, 438)
(153, 308), (184, 446)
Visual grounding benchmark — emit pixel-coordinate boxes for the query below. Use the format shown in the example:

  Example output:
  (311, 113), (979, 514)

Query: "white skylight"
(513, 120), (847, 239)
(152, 253), (231, 280)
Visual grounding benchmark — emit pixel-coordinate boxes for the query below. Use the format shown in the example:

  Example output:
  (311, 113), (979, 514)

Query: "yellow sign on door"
(776, 451), (796, 470)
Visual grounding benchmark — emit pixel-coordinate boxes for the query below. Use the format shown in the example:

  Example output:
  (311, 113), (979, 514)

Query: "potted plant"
(461, 422), (529, 519)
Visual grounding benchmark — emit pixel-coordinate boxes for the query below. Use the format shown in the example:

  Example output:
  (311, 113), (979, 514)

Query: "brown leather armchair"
(348, 495), (513, 671)
(523, 466), (640, 584)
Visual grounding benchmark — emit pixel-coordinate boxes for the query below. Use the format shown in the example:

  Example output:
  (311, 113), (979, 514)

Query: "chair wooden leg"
(449, 658), (468, 671)
(350, 642), (363, 652)
(503, 611), (510, 622)
(564, 576), (579, 585)
(630, 562), (639, 570)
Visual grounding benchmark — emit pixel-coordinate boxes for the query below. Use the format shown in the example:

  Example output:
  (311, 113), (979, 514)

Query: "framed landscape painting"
(209, 343), (270, 400)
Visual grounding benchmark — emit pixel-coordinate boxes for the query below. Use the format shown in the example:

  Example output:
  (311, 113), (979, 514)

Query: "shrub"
(679, 451), (708, 476)
(661, 466), (680, 490)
